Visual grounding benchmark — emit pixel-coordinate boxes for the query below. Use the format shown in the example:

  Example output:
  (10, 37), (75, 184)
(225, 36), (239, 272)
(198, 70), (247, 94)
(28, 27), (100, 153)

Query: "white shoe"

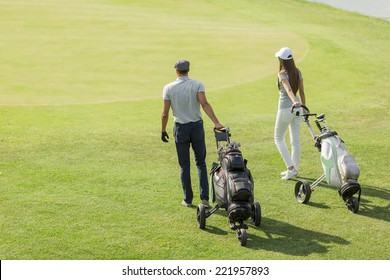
(281, 170), (298, 176)
(281, 169), (298, 180)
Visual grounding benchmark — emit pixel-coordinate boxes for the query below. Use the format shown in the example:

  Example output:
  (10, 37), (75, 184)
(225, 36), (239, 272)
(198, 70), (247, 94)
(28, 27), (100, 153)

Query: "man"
(161, 59), (223, 208)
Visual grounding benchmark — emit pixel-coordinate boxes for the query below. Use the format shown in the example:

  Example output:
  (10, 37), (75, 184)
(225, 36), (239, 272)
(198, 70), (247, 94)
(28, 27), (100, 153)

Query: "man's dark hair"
(178, 69), (189, 75)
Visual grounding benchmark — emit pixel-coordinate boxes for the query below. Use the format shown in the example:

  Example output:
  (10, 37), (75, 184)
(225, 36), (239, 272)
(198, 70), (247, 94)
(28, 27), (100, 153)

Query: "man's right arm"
(198, 92), (223, 129)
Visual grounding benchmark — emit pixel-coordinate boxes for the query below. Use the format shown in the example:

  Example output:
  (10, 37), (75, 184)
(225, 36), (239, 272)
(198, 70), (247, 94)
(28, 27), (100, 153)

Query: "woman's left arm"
(281, 79), (300, 106)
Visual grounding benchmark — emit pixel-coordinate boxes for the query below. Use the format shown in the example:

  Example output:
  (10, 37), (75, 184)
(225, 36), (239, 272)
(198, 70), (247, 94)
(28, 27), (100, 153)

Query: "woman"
(274, 47), (306, 180)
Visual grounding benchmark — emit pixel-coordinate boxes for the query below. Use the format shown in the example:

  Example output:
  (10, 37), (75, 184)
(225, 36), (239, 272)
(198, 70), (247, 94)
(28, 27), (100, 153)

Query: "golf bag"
(316, 129), (361, 200)
(197, 127), (261, 246)
(293, 106), (361, 213)
(211, 140), (254, 223)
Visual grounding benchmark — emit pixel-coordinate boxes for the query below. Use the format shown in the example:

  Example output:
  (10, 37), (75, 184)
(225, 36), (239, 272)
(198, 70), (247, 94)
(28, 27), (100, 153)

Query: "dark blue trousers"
(174, 120), (209, 204)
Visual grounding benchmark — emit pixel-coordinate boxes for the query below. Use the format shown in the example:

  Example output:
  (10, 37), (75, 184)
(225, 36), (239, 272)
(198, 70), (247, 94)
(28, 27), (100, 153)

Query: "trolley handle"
(291, 104), (316, 118)
(214, 127), (230, 133)
(214, 127), (231, 146)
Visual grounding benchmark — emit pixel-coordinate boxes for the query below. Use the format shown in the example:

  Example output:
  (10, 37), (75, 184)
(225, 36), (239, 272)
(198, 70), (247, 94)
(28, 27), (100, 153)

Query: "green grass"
(0, 0), (389, 260)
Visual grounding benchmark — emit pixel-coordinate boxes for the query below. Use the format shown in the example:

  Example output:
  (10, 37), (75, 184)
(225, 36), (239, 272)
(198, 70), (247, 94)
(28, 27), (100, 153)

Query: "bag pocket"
(228, 174), (252, 202)
(223, 152), (245, 172)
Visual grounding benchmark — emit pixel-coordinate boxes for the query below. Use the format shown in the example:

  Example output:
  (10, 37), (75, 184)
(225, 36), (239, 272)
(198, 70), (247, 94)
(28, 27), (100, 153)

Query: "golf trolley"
(196, 127), (261, 246)
(293, 106), (362, 213)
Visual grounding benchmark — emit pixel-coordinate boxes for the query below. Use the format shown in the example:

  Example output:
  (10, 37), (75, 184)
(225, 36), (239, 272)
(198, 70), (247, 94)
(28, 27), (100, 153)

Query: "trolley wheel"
(295, 180), (312, 204)
(346, 197), (359, 213)
(196, 204), (206, 229)
(237, 228), (247, 246)
(252, 201), (261, 227)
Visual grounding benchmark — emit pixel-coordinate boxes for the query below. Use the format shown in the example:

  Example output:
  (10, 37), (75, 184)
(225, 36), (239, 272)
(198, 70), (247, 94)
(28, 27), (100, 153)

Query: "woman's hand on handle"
(293, 101), (301, 108)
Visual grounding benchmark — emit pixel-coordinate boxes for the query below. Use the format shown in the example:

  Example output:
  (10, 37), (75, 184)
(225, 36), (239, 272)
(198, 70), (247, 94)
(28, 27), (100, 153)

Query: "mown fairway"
(0, 0), (389, 259)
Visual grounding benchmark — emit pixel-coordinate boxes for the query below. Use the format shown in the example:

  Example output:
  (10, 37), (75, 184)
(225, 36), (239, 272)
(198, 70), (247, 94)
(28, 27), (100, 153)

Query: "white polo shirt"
(163, 76), (205, 124)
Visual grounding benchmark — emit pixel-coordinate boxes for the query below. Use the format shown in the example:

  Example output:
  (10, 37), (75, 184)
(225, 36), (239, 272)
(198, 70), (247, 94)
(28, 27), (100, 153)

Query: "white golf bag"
(293, 106), (361, 213)
(317, 130), (361, 200)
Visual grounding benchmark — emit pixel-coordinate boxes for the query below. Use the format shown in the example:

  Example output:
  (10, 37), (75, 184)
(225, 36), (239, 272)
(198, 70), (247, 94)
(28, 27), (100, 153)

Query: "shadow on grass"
(202, 209), (230, 235)
(203, 225), (229, 236)
(244, 217), (349, 255)
(355, 184), (390, 223)
(291, 177), (390, 223)
(305, 201), (331, 209)
(202, 209), (348, 256)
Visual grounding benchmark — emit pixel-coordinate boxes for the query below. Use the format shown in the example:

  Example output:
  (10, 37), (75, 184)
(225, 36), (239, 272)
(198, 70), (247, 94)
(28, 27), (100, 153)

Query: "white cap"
(275, 47), (293, 60)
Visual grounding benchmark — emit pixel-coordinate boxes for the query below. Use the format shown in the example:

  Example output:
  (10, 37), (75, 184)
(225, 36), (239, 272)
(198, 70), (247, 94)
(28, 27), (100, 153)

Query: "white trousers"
(274, 108), (301, 171)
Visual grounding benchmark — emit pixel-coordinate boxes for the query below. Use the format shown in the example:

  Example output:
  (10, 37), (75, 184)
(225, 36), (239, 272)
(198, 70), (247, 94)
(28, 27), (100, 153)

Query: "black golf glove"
(161, 131), (169, 142)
